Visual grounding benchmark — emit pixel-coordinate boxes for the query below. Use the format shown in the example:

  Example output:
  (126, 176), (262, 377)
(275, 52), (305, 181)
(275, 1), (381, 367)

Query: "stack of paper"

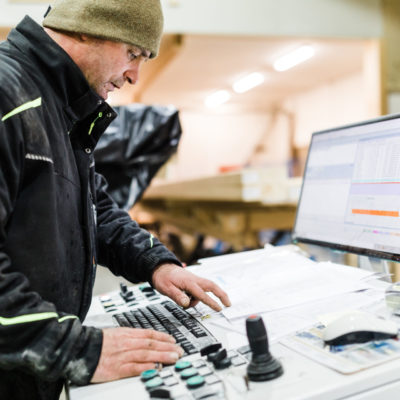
(188, 246), (382, 344)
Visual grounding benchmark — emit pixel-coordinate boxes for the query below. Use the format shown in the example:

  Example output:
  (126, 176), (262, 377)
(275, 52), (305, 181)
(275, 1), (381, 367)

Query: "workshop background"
(2, 0), (400, 290)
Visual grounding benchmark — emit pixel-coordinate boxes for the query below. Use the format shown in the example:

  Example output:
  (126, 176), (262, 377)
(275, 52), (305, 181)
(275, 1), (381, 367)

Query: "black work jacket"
(0, 17), (180, 400)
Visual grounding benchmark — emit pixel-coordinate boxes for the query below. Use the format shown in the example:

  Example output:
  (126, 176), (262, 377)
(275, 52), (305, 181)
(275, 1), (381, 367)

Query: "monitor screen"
(292, 114), (400, 261)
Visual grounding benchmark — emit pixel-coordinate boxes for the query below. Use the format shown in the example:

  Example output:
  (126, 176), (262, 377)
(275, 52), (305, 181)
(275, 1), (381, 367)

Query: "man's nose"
(123, 67), (139, 85)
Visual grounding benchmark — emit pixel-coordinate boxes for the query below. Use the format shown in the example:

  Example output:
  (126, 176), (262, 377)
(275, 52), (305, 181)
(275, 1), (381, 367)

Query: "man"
(0, 1), (230, 399)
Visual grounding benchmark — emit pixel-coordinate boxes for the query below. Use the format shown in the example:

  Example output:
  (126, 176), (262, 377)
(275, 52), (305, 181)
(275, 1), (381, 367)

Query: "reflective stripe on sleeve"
(1, 97), (42, 122)
(0, 312), (78, 326)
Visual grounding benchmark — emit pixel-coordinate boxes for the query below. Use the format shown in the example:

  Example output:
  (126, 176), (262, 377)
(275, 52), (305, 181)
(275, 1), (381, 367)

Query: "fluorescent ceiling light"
(273, 45), (315, 72)
(205, 90), (231, 108)
(233, 72), (265, 93)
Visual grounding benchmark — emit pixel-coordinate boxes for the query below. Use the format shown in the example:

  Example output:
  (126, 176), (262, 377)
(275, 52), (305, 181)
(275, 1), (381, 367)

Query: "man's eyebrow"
(130, 46), (151, 59)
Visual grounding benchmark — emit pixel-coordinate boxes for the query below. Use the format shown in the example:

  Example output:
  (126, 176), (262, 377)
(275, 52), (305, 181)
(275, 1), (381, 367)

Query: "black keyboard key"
(114, 300), (216, 356)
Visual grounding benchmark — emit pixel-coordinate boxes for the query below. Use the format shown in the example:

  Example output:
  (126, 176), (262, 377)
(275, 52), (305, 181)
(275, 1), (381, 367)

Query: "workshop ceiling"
(0, 28), (371, 112)
(126, 34), (367, 112)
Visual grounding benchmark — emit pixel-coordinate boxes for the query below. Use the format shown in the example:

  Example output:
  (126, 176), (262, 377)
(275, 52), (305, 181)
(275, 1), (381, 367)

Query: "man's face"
(78, 37), (150, 100)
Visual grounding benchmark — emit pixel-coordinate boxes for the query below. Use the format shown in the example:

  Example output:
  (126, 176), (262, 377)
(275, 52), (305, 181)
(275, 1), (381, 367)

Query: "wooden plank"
(0, 27), (11, 40)
(249, 208), (296, 230)
(144, 167), (296, 203)
(137, 198), (297, 249)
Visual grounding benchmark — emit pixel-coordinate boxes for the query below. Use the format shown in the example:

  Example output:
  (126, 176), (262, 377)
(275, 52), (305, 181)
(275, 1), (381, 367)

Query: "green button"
(180, 367), (198, 379)
(141, 369), (158, 381)
(175, 360), (192, 371)
(145, 377), (163, 390)
(187, 375), (205, 389)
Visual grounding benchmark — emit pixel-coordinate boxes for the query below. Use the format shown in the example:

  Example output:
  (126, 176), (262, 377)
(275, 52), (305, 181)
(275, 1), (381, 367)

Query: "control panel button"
(180, 367), (198, 380)
(192, 360), (206, 368)
(207, 348), (227, 362)
(163, 376), (179, 386)
(237, 345), (251, 355)
(186, 375), (205, 389)
(141, 369), (159, 382)
(145, 376), (163, 390)
(197, 366), (213, 376)
(231, 356), (246, 366)
(213, 357), (232, 370)
(204, 374), (221, 385)
(174, 360), (192, 371)
(149, 387), (171, 399)
(159, 369), (173, 379)
(200, 343), (222, 356)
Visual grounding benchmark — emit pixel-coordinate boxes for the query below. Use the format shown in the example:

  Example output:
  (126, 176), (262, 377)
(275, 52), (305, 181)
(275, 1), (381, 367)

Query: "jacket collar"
(8, 16), (110, 123)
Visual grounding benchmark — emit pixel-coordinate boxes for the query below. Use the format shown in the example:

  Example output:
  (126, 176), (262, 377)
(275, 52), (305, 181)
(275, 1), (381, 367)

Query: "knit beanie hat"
(43, 0), (164, 58)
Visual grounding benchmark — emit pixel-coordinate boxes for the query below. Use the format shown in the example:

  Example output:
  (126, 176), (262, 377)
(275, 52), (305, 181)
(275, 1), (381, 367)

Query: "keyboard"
(113, 300), (218, 355)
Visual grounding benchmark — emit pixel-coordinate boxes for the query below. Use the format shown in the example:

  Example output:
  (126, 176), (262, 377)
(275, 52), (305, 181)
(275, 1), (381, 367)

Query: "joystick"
(246, 315), (283, 381)
(120, 282), (128, 294)
(119, 282), (134, 301)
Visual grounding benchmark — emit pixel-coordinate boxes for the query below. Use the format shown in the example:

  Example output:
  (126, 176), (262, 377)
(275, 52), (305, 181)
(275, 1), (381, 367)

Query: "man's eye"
(129, 51), (138, 61)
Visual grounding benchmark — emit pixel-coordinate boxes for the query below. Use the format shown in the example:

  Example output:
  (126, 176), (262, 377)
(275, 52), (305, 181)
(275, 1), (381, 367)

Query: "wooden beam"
(0, 27), (11, 41)
(144, 168), (296, 204)
(382, 0), (400, 102)
(135, 198), (297, 249)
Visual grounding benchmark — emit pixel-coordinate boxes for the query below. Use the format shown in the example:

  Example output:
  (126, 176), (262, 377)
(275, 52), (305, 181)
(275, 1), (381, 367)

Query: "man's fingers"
(161, 284), (191, 308)
(93, 361), (158, 383)
(151, 263), (232, 311)
(118, 338), (183, 360)
(106, 329), (183, 361)
(117, 362), (157, 379)
(199, 279), (231, 307)
(92, 328), (185, 383)
(184, 278), (231, 311)
(186, 283), (223, 311)
(120, 327), (176, 343)
(188, 298), (200, 308)
(122, 348), (182, 364)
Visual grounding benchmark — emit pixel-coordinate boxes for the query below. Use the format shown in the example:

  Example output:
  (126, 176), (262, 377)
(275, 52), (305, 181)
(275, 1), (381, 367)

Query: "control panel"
(97, 282), (164, 314)
(90, 283), (283, 400)
(140, 343), (252, 399)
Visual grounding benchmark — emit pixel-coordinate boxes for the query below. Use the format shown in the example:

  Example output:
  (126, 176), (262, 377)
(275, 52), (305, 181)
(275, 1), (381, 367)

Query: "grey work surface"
(69, 257), (400, 400)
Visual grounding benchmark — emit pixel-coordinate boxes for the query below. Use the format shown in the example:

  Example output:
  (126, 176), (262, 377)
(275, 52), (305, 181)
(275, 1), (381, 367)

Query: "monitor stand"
(357, 255), (391, 282)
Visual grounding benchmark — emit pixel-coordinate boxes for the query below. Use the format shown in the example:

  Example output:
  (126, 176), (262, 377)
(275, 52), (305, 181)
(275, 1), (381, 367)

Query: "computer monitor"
(292, 113), (400, 262)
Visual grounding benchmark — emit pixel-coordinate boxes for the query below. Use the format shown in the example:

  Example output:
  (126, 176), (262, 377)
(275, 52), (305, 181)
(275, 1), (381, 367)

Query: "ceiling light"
(273, 45), (315, 72)
(205, 90), (231, 108)
(233, 72), (265, 93)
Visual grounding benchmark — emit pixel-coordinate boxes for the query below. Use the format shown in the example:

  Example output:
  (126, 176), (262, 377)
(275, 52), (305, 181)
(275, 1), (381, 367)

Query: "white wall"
(286, 73), (368, 148)
(0, 0), (383, 39)
(162, 0), (383, 38)
(0, 1), (48, 26)
(175, 111), (290, 179)
(388, 93), (400, 114)
(171, 72), (368, 180)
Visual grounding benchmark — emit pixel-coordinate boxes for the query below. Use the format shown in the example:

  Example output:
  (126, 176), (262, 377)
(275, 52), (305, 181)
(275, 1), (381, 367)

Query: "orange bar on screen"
(352, 209), (399, 217)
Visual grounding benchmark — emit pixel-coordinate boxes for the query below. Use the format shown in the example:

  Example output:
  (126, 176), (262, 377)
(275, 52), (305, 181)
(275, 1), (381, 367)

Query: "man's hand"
(152, 263), (231, 311)
(91, 327), (183, 382)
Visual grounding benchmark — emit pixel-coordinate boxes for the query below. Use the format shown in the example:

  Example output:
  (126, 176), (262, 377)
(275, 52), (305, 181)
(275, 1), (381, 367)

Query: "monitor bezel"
(292, 112), (400, 262)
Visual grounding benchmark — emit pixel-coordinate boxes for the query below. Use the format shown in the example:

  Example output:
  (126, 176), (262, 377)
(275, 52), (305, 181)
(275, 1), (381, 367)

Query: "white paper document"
(189, 248), (375, 321)
(196, 288), (383, 344)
